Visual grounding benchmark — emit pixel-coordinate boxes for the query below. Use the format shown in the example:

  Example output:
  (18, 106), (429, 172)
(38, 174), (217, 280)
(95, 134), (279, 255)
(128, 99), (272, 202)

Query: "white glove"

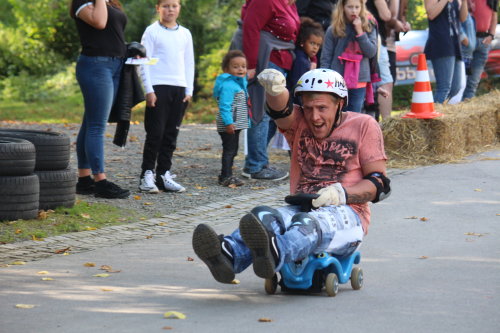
(312, 183), (347, 208)
(257, 68), (287, 96)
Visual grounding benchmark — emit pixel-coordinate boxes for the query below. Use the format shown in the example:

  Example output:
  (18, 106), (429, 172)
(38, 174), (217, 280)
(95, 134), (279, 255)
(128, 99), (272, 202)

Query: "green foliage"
(123, 0), (157, 43)
(0, 65), (79, 102)
(407, 0), (428, 30)
(180, 0), (240, 96)
(0, 1), (15, 26)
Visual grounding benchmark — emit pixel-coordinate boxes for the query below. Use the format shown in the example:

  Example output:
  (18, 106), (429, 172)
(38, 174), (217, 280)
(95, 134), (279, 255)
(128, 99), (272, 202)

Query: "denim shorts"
(378, 45), (394, 85)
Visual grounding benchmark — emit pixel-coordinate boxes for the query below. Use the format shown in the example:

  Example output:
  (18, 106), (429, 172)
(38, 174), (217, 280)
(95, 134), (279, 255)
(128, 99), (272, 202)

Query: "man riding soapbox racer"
(192, 68), (391, 296)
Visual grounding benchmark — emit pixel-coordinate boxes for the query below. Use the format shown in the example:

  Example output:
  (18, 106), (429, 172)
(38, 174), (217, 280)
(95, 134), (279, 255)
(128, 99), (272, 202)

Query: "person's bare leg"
(378, 82), (393, 120)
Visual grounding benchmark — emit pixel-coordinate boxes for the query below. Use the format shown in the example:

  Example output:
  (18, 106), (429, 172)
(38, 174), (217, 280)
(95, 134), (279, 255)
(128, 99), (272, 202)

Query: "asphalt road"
(0, 149), (499, 333)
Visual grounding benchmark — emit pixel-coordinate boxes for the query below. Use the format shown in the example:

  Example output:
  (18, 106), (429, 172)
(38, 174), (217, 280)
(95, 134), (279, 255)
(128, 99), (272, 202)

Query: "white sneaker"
(160, 171), (186, 192)
(139, 170), (159, 193)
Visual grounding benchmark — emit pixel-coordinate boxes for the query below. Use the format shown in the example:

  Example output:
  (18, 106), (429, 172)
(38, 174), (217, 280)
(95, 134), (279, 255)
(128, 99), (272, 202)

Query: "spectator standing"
(424, 0), (468, 104)
(386, 0), (411, 86)
(462, 0), (498, 100)
(321, 0), (378, 113)
(288, 17), (325, 103)
(70, 0), (130, 199)
(296, 0), (338, 67)
(213, 51), (249, 187)
(366, 0), (410, 120)
(139, 0), (194, 193)
(231, 0), (299, 181)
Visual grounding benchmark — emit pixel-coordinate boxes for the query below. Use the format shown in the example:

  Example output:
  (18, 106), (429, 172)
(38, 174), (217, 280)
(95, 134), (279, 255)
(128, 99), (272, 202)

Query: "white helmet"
(294, 68), (348, 103)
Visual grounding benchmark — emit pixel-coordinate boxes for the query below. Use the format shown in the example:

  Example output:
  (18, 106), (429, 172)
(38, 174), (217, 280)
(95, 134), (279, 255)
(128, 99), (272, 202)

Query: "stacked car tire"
(0, 129), (75, 221)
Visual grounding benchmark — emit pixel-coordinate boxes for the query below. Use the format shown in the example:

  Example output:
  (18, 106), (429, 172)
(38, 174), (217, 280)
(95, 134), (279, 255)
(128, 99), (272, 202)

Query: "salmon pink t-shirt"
(281, 109), (387, 232)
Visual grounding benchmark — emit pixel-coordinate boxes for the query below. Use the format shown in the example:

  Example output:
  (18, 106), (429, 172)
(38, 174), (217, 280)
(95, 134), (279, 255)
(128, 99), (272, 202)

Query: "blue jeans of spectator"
(244, 62), (286, 173)
(430, 56), (463, 103)
(224, 205), (363, 274)
(462, 37), (491, 100)
(76, 55), (122, 174)
(344, 87), (366, 113)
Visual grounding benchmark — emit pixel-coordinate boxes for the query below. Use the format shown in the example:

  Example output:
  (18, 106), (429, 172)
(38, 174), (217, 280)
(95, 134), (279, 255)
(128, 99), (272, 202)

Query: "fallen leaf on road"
(474, 189), (482, 192)
(37, 271), (49, 275)
(15, 304), (35, 309)
(41, 277), (54, 281)
(85, 226), (97, 231)
(404, 216), (418, 219)
(194, 185), (207, 190)
(55, 247), (71, 254)
(187, 257), (194, 261)
(228, 184), (238, 189)
(37, 210), (48, 219)
(100, 265), (121, 273)
(15, 229), (22, 234)
(162, 326), (173, 330)
(84, 262), (96, 267)
(144, 202), (154, 206)
(134, 195), (141, 200)
(420, 217), (429, 222)
(164, 311), (186, 319)
(464, 232), (485, 237)
(224, 205), (232, 208)
(157, 222), (167, 226)
(251, 186), (267, 190)
(418, 256), (428, 259)
(93, 273), (110, 278)
(101, 288), (114, 292)
(258, 318), (273, 322)
(230, 279), (240, 284)
(145, 235), (153, 239)
(11, 261), (26, 265)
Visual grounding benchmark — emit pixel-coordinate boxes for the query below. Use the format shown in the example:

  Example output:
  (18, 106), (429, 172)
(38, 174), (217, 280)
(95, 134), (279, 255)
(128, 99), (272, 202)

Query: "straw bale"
(382, 90), (500, 167)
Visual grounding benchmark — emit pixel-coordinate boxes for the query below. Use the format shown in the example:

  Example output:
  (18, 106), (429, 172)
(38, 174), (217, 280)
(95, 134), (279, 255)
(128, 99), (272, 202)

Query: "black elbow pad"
(363, 172), (391, 203)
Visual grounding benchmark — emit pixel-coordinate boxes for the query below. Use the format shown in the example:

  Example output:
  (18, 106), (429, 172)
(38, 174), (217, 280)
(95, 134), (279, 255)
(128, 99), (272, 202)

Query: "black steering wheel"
(284, 193), (320, 212)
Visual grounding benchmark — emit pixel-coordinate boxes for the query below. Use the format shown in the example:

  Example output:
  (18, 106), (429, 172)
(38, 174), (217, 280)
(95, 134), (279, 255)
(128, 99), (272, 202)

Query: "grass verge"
(0, 200), (142, 244)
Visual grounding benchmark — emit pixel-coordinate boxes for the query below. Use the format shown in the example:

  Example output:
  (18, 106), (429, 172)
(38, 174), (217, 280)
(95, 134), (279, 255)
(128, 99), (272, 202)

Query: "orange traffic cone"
(403, 53), (442, 119)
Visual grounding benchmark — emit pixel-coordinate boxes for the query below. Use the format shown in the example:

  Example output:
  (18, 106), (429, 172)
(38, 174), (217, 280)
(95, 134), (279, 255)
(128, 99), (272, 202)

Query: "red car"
(395, 24), (500, 85)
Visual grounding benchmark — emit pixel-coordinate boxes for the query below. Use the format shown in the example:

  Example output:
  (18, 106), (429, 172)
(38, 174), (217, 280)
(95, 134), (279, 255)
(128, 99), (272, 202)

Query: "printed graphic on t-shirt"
(296, 128), (357, 193)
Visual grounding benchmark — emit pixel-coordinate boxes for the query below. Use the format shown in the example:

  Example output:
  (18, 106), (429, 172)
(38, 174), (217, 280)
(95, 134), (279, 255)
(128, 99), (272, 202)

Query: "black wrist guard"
(265, 98), (294, 120)
(363, 172), (391, 203)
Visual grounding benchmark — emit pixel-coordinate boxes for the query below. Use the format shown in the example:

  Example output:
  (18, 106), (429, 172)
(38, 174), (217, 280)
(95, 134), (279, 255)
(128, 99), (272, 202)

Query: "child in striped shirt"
(213, 50), (250, 187)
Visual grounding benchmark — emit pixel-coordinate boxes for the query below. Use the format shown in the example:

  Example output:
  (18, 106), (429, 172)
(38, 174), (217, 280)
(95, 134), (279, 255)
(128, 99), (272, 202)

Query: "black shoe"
(218, 175), (245, 187)
(94, 179), (130, 199)
(76, 176), (95, 195)
(192, 224), (235, 284)
(239, 212), (280, 279)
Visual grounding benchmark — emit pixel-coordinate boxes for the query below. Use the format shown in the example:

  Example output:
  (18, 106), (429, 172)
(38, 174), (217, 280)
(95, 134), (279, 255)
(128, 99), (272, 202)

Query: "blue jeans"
(430, 56), (463, 103)
(344, 87), (366, 113)
(244, 62), (286, 173)
(76, 55), (123, 174)
(225, 205), (363, 274)
(462, 37), (491, 100)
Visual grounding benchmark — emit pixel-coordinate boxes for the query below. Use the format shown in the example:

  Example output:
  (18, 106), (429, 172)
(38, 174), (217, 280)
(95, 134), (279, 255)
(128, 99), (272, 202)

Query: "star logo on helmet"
(325, 79), (334, 88)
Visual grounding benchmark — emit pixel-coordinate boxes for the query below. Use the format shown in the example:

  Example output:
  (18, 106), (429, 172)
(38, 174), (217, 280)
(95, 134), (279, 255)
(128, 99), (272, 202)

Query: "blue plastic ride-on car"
(264, 193), (364, 297)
